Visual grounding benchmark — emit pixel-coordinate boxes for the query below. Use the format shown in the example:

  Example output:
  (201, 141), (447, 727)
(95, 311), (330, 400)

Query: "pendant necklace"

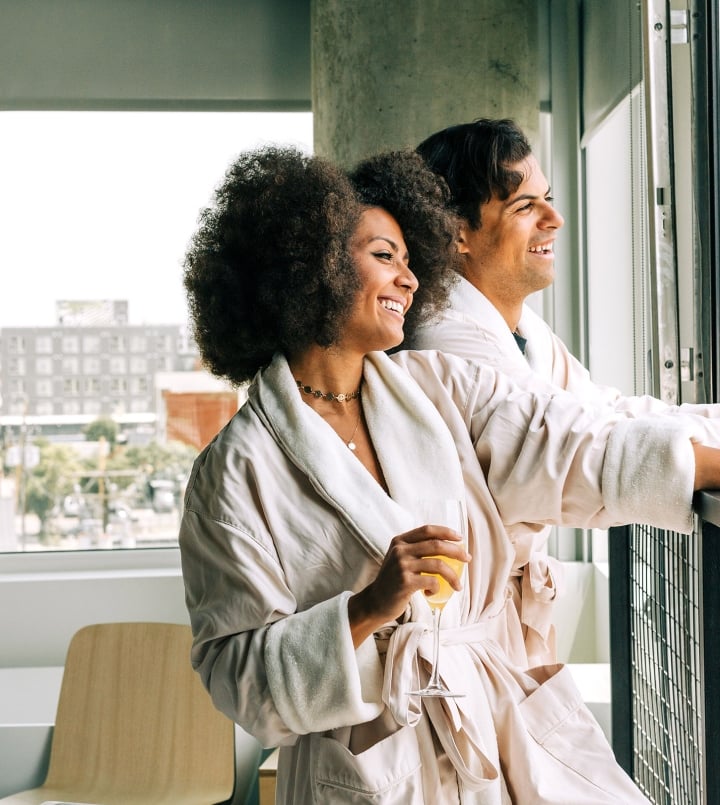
(294, 378), (362, 450)
(346, 410), (361, 452)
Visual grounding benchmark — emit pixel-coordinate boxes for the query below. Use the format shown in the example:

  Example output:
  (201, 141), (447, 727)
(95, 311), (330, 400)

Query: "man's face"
(459, 155), (564, 308)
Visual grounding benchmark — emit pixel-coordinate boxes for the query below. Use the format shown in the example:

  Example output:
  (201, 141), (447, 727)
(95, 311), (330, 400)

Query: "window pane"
(0, 111), (312, 552)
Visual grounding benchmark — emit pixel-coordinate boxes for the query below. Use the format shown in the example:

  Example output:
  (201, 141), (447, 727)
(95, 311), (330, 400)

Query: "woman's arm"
(180, 508), (385, 747)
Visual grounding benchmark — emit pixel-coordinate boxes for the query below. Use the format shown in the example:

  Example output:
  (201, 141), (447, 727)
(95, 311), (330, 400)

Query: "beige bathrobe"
(180, 349), (696, 803)
(412, 276), (720, 665)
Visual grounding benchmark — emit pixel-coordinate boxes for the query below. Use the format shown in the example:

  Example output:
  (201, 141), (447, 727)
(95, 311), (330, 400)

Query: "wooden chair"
(0, 622), (236, 805)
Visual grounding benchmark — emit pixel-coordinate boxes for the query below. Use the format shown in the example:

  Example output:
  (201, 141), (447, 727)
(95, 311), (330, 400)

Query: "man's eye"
(545, 196), (554, 204)
(516, 203), (532, 212)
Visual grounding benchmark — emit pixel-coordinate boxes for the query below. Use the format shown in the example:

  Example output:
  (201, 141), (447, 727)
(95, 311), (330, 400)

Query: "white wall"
(0, 549), (188, 667)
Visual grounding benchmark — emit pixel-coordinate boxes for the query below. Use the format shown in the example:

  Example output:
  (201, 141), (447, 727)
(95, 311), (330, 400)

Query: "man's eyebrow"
(505, 186), (553, 207)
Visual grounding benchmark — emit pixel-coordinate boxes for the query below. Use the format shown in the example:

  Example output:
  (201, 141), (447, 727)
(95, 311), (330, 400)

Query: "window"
(35, 357), (53, 375)
(62, 357), (80, 375)
(35, 336), (53, 354)
(130, 335), (147, 353)
(0, 110), (312, 552)
(83, 335), (101, 353)
(155, 335), (172, 352)
(8, 397), (26, 415)
(110, 335), (127, 353)
(132, 377), (149, 394)
(63, 378), (81, 395)
(83, 357), (102, 374)
(109, 356), (127, 374)
(36, 379), (53, 397)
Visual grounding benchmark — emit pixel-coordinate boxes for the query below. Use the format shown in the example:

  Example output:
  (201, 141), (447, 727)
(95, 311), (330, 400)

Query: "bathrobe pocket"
(310, 724), (424, 803)
(517, 665), (649, 803)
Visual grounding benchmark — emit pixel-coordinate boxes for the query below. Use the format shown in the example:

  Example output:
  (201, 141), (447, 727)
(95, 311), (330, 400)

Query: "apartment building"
(0, 301), (198, 426)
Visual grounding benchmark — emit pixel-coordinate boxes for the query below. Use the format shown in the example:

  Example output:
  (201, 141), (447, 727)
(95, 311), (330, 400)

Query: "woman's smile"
(344, 207), (418, 353)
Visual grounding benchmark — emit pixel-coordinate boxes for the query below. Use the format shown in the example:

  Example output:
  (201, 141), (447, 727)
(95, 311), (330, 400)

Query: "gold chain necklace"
(295, 379), (362, 450)
(296, 380), (361, 403)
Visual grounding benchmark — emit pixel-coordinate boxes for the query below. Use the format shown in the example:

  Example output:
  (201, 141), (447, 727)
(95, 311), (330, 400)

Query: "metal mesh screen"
(629, 523), (704, 803)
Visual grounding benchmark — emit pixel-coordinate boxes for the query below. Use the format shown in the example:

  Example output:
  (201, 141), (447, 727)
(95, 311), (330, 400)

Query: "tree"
(84, 417), (118, 446)
(124, 441), (198, 481)
(121, 441), (196, 509)
(25, 440), (83, 539)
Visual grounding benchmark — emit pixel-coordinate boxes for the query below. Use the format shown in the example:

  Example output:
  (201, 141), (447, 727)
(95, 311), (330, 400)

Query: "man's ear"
(457, 221), (472, 254)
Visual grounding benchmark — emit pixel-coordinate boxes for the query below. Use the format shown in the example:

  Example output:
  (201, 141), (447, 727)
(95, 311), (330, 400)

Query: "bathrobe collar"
(249, 351), (467, 561)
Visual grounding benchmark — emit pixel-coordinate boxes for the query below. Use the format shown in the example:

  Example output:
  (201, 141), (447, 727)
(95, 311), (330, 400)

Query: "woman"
(179, 146), (714, 803)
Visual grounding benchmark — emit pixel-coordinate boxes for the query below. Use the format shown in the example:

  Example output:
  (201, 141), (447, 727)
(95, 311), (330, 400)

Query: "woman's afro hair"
(183, 146), (362, 385)
(183, 145), (460, 384)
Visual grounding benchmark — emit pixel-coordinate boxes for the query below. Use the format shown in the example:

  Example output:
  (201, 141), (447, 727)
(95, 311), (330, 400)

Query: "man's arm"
(693, 443), (720, 490)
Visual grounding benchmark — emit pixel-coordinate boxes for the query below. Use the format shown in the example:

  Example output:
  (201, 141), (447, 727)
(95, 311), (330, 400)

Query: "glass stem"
(427, 605), (443, 689)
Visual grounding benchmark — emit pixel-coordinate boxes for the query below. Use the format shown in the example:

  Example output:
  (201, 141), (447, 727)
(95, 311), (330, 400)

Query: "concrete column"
(312, 0), (540, 166)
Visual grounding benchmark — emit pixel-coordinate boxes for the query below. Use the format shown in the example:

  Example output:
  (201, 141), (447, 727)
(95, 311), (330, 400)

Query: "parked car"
(149, 480), (176, 513)
(62, 494), (83, 517)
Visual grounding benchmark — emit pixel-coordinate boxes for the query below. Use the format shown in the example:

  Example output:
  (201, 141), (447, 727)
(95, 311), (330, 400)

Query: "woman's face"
(343, 206), (419, 354)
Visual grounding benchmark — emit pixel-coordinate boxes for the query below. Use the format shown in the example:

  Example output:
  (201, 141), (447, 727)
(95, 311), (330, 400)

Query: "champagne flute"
(408, 498), (468, 698)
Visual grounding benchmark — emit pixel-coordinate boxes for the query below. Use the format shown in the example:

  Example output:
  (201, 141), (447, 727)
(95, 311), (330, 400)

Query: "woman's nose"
(399, 264), (419, 292)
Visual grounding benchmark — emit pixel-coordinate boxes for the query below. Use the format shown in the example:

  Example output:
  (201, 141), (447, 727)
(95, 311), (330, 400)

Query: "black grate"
(628, 524), (704, 804)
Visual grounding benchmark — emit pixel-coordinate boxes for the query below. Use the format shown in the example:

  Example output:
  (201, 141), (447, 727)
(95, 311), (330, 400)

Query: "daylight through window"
(0, 111), (313, 552)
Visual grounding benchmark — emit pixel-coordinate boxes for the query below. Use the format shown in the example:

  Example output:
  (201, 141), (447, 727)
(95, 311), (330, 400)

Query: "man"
(412, 118), (720, 664)
(413, 117), (614, 398)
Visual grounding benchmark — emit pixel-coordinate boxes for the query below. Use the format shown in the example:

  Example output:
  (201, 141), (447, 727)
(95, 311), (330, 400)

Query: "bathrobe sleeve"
(396, 350), (699, 534)
(415, 284), (720, 445)
(179, 430), (385, 749)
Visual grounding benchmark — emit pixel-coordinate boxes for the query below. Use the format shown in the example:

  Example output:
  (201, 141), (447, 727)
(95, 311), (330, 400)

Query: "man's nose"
(541, 205), (564, 230)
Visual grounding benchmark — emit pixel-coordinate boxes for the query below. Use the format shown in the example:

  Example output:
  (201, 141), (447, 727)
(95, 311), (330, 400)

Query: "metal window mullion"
(642, 0), (682, 404)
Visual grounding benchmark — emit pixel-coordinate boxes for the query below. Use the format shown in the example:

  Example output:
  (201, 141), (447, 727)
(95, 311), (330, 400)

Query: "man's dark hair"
(416, 118), (532, 229)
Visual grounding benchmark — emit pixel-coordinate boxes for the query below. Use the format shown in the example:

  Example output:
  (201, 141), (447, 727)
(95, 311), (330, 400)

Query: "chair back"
(41, 621), (235, 804)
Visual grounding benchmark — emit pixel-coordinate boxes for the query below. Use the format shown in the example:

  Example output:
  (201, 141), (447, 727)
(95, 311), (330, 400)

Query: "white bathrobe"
(412, 277), (720, 664)
(412, 276), (720, 427)
(179, 349), (697, 803)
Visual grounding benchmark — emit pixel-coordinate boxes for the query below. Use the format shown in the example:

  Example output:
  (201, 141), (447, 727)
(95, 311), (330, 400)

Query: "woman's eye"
(374, 251), (393, 261)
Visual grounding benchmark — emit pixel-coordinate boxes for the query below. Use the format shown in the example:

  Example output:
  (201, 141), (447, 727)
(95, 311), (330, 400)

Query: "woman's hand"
(347, 525), (471, 648)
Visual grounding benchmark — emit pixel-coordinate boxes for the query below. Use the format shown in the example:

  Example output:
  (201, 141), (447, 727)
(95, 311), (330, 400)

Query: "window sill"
(0, 545), (181, 578)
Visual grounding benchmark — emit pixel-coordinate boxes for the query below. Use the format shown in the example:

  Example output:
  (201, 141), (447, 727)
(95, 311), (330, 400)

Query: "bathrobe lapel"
(251, 352), (467, 562)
